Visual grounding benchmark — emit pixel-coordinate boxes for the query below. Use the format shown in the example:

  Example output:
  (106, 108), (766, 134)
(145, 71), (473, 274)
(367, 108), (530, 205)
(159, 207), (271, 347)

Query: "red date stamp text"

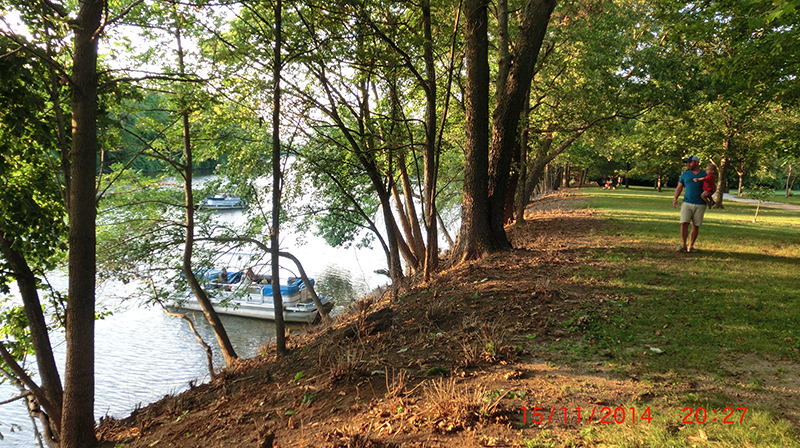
(521, 406), (652, 425)
(520, 406), (749, 425)
(682, 406), (748, 424)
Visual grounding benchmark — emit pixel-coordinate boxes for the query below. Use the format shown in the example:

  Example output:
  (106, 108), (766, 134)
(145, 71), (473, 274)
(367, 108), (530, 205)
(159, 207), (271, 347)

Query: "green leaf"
(425, 367), (449, 376)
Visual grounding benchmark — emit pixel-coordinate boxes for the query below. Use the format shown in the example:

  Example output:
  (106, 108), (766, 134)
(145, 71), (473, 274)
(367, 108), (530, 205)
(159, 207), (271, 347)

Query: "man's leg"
(689, 224), (700, 249)
(680, 222), (690, 246)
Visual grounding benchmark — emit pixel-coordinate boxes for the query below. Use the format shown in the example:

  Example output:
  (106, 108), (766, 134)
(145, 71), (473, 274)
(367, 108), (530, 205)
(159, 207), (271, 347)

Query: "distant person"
(218, 268), (228, 284)
(245, 268), (270, 284)
(673, 155), (708, 253)
(693, 163), (717, 206)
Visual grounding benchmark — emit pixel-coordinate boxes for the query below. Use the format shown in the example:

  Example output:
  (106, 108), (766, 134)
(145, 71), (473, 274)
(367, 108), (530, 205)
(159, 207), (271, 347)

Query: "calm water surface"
(1, 206), (387, 447)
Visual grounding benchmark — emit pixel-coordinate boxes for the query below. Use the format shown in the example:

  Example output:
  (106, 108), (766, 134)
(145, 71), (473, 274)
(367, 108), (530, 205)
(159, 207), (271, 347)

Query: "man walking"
(672, 155), (713, 253)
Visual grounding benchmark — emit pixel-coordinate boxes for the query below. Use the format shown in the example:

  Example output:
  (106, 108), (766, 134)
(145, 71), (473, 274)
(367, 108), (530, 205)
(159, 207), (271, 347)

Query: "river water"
(0, 205), (388, 448)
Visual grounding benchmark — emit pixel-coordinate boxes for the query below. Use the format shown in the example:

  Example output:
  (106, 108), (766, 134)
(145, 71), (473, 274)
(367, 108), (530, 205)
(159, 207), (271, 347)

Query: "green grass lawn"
(568, 187), (799, 370)
(545, 186), (800, 446)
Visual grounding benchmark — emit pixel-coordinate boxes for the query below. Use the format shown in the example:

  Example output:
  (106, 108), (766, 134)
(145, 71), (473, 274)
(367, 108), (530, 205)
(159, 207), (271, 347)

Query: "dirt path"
(723, 193), (800, 212)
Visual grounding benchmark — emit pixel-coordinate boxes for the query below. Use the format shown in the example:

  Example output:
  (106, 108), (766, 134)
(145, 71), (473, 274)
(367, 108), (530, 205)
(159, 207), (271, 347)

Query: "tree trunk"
(0, 239), (62, 443)
(486, 0), (557, 248)
(354, 12), (404, 282)
(552, 166), (562, 191)
(312, 63), (403, 281)
(436, 209), (455, 248)
(272, 0), (287, 355)
(656, 171), (663, 192)
(397, 156), (424, 266)
(504, 140), (521, 224)
(495, 0), (510, 103)
(387, 50), (424, 271)
(522, 137), (553, 209)
(453, 0), (493, 262)
(176, 19), (239, 367)
(786, 164), (795, 196)
(359, 97), (403, 281)
(62, 1), (103, 446)
(738, 172), (744, 196)
(513, 97), (530, 223)
(390, 181), (421, 269)
(713, 151), (729, 208)
(422, 0), (439, 279)
(380, 189), (404, 281)
(153, 280), (215, 378)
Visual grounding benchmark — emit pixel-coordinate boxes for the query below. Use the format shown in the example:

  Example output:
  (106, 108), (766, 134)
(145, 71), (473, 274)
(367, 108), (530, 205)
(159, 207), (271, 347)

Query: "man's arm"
(673, 183), (684, 208)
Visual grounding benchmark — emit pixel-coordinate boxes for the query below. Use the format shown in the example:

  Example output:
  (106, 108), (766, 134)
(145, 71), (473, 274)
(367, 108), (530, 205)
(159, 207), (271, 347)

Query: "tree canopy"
(1, 0), (798, 445)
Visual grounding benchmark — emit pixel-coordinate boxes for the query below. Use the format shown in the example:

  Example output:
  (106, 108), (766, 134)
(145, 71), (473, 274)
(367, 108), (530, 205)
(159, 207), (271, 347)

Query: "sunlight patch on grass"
(580, 404), (800, 448)
(561, 188), (800, 373)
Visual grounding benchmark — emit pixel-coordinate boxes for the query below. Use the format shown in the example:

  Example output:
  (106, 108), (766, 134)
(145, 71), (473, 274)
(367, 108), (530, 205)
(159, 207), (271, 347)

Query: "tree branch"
(0, 343), (54, 415)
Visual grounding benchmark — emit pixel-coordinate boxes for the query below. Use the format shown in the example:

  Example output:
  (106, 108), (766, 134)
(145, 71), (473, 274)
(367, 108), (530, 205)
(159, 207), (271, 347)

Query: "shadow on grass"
(560, 242), (800, 375)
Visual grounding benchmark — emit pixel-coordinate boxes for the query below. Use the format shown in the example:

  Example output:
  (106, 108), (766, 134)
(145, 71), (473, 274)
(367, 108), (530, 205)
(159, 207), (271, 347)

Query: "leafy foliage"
(0, 38), (67, 291)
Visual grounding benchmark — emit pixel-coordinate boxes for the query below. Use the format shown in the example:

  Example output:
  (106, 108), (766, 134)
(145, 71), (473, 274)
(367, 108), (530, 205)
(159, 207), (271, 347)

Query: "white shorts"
(680, 202), (706, 226)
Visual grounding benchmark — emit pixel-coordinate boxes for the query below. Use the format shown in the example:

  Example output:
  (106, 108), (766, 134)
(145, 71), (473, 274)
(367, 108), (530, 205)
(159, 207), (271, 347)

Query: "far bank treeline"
(1, 0), (798, 447)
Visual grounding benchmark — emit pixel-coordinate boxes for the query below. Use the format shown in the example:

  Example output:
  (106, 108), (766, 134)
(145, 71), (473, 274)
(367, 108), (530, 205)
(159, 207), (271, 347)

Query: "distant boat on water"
(198, 193), (246, 210)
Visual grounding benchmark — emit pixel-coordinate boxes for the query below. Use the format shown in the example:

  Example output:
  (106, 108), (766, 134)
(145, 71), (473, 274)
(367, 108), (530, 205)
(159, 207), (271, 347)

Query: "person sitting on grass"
(693, 163), (717, 207)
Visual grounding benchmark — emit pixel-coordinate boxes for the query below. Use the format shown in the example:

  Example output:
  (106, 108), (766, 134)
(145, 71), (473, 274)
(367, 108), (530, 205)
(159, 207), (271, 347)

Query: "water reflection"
(1, 176), (390, 447)
(93, 304), (285, 417)
(1, 300), (306, 448)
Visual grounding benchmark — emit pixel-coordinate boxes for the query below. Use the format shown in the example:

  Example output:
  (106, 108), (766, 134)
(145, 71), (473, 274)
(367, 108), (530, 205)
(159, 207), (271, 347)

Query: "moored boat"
(198, 193), (246, 210)
(174, 270), (333, 323)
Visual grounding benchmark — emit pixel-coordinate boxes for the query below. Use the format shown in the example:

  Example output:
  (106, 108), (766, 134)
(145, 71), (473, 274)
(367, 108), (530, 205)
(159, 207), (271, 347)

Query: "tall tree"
(453, 0), (492, 262)
(271, 0), (287, 355)
(172, 8), (239, 367)
(62, 0), (104, 445)
(455, 0), (557, 261)
(0, 36), (66, 445)
(656, 0), (799, 208)
(486, 0), (557, 245)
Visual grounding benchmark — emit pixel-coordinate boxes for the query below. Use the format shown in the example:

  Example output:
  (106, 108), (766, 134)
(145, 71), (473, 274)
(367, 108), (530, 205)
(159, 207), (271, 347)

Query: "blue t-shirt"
(679, 170), (707, 205)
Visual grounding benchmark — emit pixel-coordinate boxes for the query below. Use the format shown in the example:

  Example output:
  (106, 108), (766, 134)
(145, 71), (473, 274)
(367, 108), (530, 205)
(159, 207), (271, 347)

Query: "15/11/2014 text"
(521, 406), (652, 425)
(521, 406), (749, 425)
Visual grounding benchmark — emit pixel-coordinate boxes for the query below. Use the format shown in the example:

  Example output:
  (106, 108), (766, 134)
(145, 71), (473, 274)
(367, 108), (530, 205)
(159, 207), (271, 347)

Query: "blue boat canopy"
(261, 278), (315, 297)
(200, 269), (242, 284)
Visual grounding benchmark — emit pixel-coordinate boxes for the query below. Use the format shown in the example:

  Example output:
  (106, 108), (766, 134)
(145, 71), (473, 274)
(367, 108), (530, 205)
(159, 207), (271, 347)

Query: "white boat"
(198, 193), (246, 210)
(175, 270), (334, 323)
